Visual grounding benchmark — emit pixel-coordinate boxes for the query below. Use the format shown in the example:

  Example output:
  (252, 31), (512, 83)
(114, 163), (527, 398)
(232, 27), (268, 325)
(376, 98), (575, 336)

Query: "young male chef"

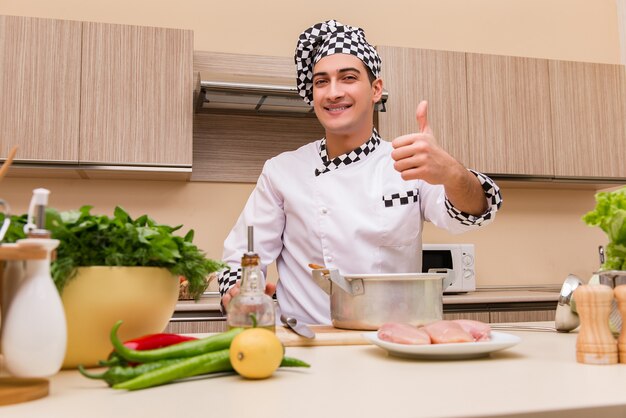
(218, 20), (502, 324)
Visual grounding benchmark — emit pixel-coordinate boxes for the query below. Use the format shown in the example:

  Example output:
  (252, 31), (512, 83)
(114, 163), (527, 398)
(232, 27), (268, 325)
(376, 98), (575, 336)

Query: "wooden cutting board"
(0, 377), (49, 406)
(277, 325), (371, 347)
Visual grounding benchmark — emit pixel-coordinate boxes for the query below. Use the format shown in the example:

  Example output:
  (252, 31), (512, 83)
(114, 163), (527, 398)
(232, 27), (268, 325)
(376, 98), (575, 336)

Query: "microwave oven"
(422, 243), (475, 293)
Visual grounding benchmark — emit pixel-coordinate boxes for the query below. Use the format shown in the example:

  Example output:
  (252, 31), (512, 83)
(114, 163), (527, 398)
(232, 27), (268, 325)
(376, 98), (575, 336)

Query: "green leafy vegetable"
(0, 206), (226, 300)
(582, 186), (626, 271)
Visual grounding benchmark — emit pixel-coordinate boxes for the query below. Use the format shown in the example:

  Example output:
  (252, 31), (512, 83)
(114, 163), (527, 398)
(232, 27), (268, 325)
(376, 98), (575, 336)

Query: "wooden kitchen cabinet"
(80, 22), (193, 167)
(549, 60), (626, 178)
(377, 45), (626, 182)
(489, 309), (556, 323)
(377, 46), (555, 177)
(0, 15), (81, 162)
(465, 53), (554, 176)
(165, 319), (228, 334)
(376, 46), (469, 163)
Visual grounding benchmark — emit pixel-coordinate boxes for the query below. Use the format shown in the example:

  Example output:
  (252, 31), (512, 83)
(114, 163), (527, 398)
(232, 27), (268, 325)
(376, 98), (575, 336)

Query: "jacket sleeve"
(420, 169), (502, 234)
(217, 159), (286, 298)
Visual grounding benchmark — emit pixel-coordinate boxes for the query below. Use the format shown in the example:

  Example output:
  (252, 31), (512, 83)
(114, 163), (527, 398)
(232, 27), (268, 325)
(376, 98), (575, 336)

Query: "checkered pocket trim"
(217, 268), (241, 297)
(382, 189), (420, 208)
(444, 170), (502, 226)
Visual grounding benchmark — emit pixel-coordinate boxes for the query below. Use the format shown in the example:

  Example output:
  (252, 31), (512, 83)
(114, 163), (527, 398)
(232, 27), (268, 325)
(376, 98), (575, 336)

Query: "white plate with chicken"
(363, 320), (521, 360)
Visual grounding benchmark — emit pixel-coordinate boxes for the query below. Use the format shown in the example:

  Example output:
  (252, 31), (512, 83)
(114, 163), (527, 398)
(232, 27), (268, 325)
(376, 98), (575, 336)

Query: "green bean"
(110, 320), (242, 362)
(112, 348), (234, 390)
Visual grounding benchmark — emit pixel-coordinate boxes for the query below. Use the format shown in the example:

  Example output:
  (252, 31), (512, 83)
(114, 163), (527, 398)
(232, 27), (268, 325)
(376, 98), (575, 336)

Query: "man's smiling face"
(311, 54), (382, 138)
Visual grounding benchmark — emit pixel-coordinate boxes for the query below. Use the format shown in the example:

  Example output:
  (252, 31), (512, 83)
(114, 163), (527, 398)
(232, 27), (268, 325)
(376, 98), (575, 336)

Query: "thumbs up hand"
(391, 100), (461, 185)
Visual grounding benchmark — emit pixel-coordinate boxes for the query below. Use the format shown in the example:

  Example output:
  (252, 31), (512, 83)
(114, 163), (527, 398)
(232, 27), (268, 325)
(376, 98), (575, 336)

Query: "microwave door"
(422, 250), (454, 273)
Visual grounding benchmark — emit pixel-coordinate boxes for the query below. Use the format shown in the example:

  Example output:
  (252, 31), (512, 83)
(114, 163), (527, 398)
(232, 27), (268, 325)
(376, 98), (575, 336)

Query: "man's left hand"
(391, 100), (487, 216)
(391, 100), (464, 185)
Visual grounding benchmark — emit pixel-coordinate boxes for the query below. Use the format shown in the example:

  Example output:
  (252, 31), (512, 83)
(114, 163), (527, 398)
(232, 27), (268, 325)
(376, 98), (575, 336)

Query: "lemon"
(229, 328), (284, 379)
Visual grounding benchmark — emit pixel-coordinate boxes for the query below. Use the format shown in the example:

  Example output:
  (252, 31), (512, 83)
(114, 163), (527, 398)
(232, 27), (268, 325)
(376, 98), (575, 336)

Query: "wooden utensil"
(0, 378), (49, 406)
(277, 325), (369, 347)
(308, 263), (329, 274)
(0, 145), (18, 182)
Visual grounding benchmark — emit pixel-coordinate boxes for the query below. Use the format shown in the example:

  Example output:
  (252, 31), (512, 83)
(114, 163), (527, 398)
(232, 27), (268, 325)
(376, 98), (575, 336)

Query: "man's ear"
(371, 78), (383, 104)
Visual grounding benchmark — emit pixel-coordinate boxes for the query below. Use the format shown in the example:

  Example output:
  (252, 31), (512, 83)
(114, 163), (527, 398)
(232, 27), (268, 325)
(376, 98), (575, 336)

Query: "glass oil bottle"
(227, 226), (275, 332)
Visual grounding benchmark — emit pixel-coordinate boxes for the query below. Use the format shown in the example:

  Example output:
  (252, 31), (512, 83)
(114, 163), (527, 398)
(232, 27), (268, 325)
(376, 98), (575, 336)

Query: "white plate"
(362, 331), (521, 360)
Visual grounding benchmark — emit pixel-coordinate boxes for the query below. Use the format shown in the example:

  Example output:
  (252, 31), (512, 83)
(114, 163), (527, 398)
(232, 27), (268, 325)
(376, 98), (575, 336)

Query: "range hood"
(195, 72), (388, 116)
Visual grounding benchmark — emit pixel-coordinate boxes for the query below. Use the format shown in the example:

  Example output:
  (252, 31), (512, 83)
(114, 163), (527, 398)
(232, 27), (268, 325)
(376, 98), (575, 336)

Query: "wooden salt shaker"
(614, 285), (626, 363)
(574, 284), (617, 364)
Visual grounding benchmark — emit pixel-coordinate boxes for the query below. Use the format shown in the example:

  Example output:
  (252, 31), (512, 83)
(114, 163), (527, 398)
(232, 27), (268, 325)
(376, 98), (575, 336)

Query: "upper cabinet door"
(376, 46), (469, 163)
(549, 61), (626, 179)
(0, 15), (81, 162)
(80, 23), (193, 166)
(466, 53), (554, 176)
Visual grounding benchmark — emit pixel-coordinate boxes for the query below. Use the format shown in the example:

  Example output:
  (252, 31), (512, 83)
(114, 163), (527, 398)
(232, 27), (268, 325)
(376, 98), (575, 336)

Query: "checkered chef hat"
(294, 20), (382, 105)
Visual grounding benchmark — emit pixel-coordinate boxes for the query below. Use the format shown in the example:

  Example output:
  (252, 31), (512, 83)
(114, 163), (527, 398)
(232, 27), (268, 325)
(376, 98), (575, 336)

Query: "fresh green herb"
(0, 206), (226, 300)
(583, 186), (626, 270)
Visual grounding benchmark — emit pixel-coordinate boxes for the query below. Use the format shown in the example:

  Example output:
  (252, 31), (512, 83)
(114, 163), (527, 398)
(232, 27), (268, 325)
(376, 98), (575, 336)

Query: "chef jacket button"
(320, 207), (328, 215)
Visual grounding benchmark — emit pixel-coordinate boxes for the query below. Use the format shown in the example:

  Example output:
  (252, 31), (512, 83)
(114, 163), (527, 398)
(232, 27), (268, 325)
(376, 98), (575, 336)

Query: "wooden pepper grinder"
(614, 285), (626, 363)
(574, 284), (617, 364)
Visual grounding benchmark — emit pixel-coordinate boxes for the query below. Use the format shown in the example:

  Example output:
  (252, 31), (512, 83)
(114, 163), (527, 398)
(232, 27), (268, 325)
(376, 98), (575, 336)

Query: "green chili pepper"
(98, 354), (124, 368)
(280, 356), (311, 368)
(110, 320), (243, 363)
(78, 358), (181, 386)
(112, 350), (311, 391)
(112, 348), (234, 390)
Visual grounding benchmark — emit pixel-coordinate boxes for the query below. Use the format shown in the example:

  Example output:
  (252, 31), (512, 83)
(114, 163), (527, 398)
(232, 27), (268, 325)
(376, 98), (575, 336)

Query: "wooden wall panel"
(192, 113), (324, 182)
(0, 15), (81, 162)
(194, 50), (294, 78)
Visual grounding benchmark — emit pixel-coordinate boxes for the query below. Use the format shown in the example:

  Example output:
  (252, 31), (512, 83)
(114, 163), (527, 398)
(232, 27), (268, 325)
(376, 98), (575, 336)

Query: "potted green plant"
(4, 205), (224, 299)
(1, 206), (226, 367)
(583, 186), (626, 272)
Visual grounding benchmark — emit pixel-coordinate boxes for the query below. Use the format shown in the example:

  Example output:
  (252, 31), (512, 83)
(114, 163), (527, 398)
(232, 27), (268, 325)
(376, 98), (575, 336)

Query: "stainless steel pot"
(311, 267), (452, 330)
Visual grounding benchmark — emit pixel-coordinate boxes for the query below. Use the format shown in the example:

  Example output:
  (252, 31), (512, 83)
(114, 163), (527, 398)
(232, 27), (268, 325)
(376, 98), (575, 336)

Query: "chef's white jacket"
(219, 131), (501, 324)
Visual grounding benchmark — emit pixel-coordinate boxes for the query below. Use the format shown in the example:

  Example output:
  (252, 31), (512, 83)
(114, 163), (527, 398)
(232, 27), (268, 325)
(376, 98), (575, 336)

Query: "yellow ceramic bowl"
(61, 266), (179, 368)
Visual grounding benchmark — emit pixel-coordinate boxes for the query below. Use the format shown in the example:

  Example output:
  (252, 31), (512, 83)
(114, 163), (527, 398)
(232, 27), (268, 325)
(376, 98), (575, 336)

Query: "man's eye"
(343, 75), (357, 81)
(314, 79), (328, 86)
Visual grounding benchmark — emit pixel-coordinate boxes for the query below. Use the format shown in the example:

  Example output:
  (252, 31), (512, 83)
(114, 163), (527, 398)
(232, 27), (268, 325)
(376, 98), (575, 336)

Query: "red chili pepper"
(123, 333), (197, 351)
(102, 333), (198, 367)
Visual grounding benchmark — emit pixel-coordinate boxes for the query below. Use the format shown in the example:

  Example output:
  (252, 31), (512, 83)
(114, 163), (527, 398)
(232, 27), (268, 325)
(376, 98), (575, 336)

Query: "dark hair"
(361, 61), (377, 84)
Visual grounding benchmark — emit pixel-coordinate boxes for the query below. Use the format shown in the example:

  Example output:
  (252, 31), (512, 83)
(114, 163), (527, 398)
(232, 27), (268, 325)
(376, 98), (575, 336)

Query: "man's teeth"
(328, 106), (348, 111)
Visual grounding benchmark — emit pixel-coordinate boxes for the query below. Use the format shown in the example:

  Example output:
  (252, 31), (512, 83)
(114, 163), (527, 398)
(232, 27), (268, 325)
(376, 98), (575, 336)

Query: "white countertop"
(2, 322), (626, 418)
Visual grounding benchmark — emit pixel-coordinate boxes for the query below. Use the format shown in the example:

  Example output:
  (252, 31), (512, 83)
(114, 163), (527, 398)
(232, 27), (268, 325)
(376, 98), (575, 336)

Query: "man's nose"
(328, 80), (344, 100)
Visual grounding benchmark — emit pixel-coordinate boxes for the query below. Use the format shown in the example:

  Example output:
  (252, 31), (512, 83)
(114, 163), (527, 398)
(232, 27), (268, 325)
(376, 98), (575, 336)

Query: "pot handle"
(311, 268), (332, 295)
(310, 267), (360, 295)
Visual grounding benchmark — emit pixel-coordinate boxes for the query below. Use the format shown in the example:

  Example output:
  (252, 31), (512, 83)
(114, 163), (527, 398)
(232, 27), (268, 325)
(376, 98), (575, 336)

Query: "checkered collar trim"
(315, 129), (381, 176)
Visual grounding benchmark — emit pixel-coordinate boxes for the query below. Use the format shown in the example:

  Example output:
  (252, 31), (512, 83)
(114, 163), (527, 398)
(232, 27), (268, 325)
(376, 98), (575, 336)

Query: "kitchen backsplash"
(0, 178), (608, 293)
